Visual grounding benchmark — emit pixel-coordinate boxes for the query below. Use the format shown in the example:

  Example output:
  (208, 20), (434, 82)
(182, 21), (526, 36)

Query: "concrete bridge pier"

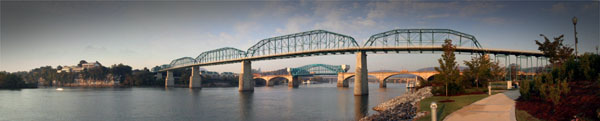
(375, 75), (387, 88)
(354, 51), (368, 96)
(288, 76), (300, 87)
(165, 70), (174, 87)
(189, 66), (202, 88)
(379, 79), (386, 88)
(337, 73), (349, 87)
(239, 60), (254, 92)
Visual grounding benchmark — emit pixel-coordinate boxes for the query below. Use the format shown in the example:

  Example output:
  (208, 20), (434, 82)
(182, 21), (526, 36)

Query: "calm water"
(0, 83), (407, 121)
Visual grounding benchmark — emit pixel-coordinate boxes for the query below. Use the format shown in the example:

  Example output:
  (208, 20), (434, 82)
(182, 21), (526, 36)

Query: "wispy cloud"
(550, 3), (567, 13)
(275, 15), (313, 35)
(424, 14), (450, 19)
(480, 17), (507, 24)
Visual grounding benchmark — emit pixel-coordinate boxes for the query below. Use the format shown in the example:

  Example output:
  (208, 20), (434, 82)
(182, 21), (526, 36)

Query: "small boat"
(56, 88), (64, 91)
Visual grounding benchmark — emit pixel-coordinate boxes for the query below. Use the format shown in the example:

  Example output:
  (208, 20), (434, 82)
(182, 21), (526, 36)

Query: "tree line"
(0, 61), (162, 89)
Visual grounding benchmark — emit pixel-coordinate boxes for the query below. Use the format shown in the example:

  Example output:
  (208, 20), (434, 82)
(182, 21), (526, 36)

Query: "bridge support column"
(337, 73), (348, 87)
(189, 66), (202, 88)
(265, 79), (272, 87)
(376, 75), (386, 88)
(355, 51), (368, 96)
(239, 60), (254, 92)
(288, 76), (299, 87)
(379, 79), (386, 88)
(165, 70), (174, 87)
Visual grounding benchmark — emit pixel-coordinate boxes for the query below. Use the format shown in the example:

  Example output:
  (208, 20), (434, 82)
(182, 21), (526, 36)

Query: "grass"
(416, 93), (497, 121)
(516, 109), (542, 121)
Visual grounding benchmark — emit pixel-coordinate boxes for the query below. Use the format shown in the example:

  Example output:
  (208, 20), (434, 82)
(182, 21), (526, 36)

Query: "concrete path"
(444, 90), (520, 121)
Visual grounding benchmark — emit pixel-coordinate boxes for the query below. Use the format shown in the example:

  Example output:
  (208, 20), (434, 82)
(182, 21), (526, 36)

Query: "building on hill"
(57, 61), (102, 73)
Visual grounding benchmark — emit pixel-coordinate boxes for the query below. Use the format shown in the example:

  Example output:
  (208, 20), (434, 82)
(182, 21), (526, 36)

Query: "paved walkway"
(444, 90), (520, 121)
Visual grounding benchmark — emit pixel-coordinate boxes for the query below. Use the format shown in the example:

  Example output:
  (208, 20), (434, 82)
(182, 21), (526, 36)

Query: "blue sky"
(1, 1), (598, 73)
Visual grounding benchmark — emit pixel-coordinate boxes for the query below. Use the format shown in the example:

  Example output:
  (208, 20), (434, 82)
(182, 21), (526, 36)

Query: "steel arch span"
(289, 64), (349, 76)
(195, 47), (246, 63)
(169, 57), (196, 68)
(246, 30), (360, 57)
(363, 29), (483, 49)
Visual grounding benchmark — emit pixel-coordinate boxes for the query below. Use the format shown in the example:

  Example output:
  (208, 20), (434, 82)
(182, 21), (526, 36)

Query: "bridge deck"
(159, 47), (544, 72)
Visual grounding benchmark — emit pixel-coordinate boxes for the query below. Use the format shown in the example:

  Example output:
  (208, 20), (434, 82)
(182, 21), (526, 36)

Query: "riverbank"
(360, 87), (433, 121)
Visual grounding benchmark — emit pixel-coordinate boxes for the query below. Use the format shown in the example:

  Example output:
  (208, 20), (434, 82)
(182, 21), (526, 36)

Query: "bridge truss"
(246, 30), (360, 57)
(157, 28), (546, 74)
(195, 47), (246, 63)
(258, 64), (348, 77)
(364, 29), (482, 48)
(289, 64), (349, 76)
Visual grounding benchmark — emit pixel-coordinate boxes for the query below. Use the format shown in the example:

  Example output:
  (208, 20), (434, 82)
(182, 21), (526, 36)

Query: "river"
(0, 83), (407, 121)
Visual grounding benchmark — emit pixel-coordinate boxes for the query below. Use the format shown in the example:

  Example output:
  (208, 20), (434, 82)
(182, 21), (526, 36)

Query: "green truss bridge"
(253, 64), (349, 87)
(154, 28), (548, 96)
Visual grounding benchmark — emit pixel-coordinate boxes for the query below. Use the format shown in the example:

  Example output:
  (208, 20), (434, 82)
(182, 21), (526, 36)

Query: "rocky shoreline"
(361, 87), (433, 121)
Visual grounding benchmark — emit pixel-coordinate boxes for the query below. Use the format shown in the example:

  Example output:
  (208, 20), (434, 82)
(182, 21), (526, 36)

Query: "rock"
(361, 87), (433, 121)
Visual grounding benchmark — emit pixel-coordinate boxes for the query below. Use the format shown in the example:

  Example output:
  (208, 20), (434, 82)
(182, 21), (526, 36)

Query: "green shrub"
(520, 80), (532, 100)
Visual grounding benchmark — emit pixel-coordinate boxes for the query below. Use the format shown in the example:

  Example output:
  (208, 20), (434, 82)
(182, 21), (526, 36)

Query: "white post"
(507, 81), (512, 89)
(488, 85), (492, 95)
(431, 102), (438, 121)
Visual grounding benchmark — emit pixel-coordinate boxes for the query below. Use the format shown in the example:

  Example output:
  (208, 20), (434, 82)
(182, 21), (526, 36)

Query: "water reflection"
(337, 88), (349, 117)
(189, 88), (201, 96)
(354, 95), (369, 120)
(239, 92), (254, 120)
(0, 83), (408, 121)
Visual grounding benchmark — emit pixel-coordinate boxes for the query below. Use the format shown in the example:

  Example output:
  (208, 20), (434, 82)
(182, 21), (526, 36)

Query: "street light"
(573, 16), (578, 56)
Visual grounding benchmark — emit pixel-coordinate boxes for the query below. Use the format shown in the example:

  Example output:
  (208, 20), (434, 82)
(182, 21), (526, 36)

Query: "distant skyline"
(1, 1), (599, 73)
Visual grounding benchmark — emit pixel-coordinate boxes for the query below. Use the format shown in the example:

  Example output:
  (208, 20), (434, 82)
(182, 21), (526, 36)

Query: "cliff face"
(361, 87), (433, 121)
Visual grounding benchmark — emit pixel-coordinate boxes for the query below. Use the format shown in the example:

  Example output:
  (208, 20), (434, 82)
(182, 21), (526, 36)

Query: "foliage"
(463, 55), (504, 88)
(434, 39), (462, 96)
(517, 81), (600, 121)
(110, 64), (133, 85)
(537, 73), (570, 105)
(0, 72), (32, 89)
(517, 34), (600, 120)
(78, 60), (88, 67)
(126, 68), (159, 86)
(535, 34), (573, 66)
(82, 66), (109, 80)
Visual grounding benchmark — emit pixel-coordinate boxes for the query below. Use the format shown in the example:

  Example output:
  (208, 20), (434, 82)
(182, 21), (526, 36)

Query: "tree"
(95, 61), (102, 67)
(434, 39), (461, 96)
(78, 60), (88, 67)
(463, 54), (505, 88)
(489, 60), (505, 81)
(0, 72), (27, 89)
(535, 34), (574, 66)
(110, 64), (132, 85)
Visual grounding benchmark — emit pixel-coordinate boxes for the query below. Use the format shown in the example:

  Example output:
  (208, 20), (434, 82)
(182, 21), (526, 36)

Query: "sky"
(1, 0), (599, 73)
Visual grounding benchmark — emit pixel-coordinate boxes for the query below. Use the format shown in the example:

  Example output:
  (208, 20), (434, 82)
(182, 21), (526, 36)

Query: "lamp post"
(572, 16), (578, 56)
